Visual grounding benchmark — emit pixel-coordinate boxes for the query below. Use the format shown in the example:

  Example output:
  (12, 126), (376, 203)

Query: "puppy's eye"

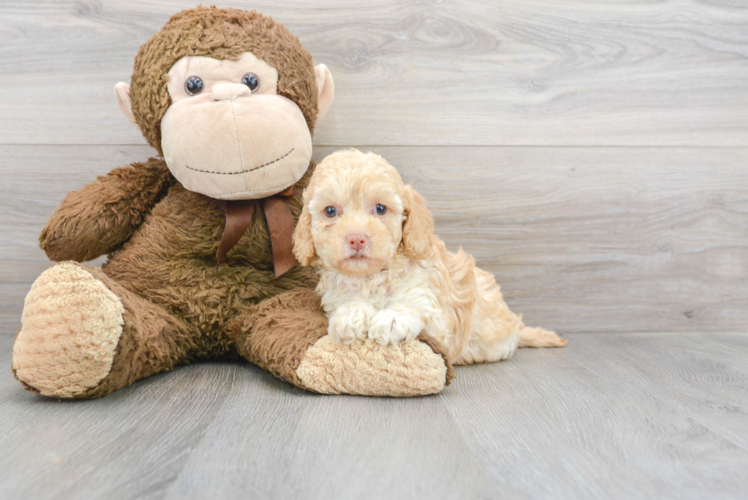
(185, 76), (204, 95)
(374, 204), (387, 216)
(241, 73), (260, 92)
(324, 206), (337, 218)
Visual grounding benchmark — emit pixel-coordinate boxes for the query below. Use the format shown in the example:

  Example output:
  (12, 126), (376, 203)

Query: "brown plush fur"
(229, 288), (329, 388)
(31, 162), (320, 398)
(131, 6), (319, 153)
(101, 166), (319, 358)
(14, 7), (452, 399)
(76, 264), (199, 399)
(40, 158), (174, 262)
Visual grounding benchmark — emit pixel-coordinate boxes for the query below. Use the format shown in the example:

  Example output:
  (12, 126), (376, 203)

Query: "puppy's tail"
(517, 322), (568, 348)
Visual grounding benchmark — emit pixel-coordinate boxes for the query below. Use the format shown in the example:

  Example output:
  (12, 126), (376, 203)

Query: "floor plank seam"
(3, 144), (748, 149)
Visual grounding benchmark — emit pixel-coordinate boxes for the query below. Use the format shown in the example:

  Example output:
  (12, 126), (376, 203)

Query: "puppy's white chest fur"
(319, 257), (427, 308)
(317, 254), (455, 350)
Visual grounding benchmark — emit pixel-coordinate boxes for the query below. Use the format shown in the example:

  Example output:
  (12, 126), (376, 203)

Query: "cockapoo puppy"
(293, 150), (566, 365)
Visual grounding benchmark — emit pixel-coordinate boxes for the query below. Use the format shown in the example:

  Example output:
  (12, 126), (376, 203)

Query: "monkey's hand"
(40, 158), (174, 262)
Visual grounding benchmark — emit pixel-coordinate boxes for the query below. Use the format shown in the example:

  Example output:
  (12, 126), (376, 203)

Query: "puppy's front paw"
(327, 304), (376, 344)
(368, 309), (424, 346)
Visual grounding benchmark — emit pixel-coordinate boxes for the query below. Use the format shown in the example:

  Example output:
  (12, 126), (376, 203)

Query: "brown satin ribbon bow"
(216, 184), (297, 278)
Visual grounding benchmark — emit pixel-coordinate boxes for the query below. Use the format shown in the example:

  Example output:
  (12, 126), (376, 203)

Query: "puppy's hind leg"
(458, 314), (567, 364)
(518, 325), (568, 348)
(473, 264), (567, 349)
(455, 267), (567, 365)
(453, 267), (524, 365)
(453, 314), (522, 365)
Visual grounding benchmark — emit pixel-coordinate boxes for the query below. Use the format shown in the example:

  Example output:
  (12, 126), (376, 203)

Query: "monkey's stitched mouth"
(184, 148), (295, 176)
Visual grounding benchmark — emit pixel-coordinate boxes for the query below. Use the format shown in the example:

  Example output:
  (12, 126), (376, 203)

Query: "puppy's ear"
(293, 205), (316, 266)
(401, 185), (434, 260)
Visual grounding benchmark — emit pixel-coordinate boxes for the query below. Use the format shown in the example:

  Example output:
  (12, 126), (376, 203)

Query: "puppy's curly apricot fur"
(294, 150), (567, 365)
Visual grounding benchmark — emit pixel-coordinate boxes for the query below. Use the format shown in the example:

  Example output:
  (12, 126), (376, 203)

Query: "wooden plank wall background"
(1, 0), (746, 335)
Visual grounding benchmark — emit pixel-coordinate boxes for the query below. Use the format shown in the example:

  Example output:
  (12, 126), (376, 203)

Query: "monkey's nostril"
(212, 83), (252, 101)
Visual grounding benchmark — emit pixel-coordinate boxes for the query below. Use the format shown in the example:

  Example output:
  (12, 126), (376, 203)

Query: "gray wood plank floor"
(1, 333), (746, 500)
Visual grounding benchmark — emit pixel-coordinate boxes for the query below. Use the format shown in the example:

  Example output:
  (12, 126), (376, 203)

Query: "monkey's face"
(154, 52), (312, 200)
(116, 8), (334, 201)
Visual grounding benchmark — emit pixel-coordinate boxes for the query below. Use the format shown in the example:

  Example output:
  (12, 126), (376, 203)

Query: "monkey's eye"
(324, 206), (337, 218)
(184, 76), (204, 95)
(374, 204), (387, 216)
(241, 73), (260, 92)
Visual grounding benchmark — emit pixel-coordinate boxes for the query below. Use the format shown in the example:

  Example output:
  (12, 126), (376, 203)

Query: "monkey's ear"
(114, 82), (137, 124)
(293, 205), (317, 266)
(314, 64), (335, 120)
(401, 185), (435, 260)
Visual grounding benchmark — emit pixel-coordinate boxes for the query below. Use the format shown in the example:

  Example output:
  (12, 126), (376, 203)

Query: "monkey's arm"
(40, 158), (174, 262)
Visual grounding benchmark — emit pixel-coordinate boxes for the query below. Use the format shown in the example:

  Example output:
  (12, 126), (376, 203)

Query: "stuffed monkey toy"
(12, 7), (453, 399)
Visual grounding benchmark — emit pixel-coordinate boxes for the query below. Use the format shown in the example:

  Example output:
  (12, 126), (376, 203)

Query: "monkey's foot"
(296, 334), (451, 397)
(13, 262), (125, 398)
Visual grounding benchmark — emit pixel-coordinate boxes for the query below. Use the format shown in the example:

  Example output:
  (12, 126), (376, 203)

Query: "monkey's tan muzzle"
(160, 93), (313, 201)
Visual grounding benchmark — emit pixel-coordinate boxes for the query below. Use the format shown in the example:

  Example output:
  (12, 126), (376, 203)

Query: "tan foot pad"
(296, 336), (448, 397)
(13, 263), (125, 398)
